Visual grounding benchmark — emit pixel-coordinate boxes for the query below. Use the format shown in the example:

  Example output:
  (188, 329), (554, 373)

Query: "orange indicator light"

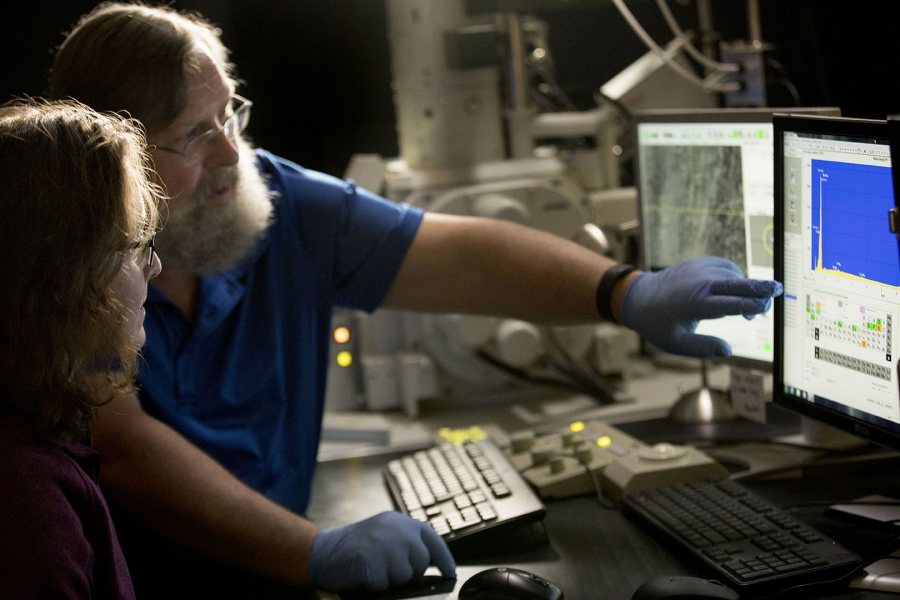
(333, 326), (351, 344)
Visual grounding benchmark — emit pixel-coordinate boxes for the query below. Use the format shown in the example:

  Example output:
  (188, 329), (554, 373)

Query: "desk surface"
(309, 448), (687, 599)
(308, 405), (900, 599)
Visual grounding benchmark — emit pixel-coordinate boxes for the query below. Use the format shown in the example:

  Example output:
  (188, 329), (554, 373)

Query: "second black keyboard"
(624, 479), (862, 597)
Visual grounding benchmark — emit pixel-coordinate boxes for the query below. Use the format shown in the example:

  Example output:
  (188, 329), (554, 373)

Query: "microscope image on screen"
(641, 143), (748, 271)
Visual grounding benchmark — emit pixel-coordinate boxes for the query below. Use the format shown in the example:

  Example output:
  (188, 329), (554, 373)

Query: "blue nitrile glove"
(308, 511), (456, 592)
(620, 256), (783, 358)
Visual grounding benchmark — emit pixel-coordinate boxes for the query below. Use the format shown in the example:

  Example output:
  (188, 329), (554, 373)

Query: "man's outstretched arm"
(385, 213), (782, 358)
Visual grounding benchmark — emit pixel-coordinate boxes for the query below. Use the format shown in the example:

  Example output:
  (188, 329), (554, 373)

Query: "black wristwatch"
(595, 263), (637, 323)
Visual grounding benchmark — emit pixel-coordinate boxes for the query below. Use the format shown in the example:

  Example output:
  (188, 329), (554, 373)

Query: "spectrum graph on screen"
(811, 159), (899, 286)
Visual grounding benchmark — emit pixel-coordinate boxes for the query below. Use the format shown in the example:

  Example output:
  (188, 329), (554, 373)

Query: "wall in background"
(3, 1), (897, 178)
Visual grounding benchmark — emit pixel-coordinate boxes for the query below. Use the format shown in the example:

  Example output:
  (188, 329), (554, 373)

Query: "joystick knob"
(549, 457), (567, 474)
(561, 432), (579, 447)
(510, 431), (536, 453)
(530, 447), (554, 465)
(575, 446), (595, 465)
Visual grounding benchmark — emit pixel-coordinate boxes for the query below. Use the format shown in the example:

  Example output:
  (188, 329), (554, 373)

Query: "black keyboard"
(624, 479), (862, 597)
(384, 439), (546, 547)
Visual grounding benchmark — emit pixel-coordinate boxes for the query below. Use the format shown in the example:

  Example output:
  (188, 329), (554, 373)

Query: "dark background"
(2, 1), (898, 178)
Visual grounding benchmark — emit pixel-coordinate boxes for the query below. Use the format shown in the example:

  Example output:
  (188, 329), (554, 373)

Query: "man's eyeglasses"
(127, 236), (156, 268)
(153, 94), (252, 165)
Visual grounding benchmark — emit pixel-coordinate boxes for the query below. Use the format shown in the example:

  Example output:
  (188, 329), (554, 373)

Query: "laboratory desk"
(306, 411), (900, 600)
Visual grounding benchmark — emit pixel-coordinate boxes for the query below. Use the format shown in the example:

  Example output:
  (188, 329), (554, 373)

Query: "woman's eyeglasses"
(126, 236), (155, 267)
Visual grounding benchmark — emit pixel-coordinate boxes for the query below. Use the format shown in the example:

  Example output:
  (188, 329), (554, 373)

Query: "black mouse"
(458, 567), (564, 600)
(631, 575), (738, 600)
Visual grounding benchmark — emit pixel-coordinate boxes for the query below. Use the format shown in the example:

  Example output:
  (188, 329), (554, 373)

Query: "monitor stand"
(775, 417), (867, 451)
(828, 494), (900, 527)
(668, 359), (737, 423)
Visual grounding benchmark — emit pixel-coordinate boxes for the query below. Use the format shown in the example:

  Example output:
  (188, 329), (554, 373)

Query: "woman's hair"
(49, 1), (237, 134)
(0, 98), (162, 445)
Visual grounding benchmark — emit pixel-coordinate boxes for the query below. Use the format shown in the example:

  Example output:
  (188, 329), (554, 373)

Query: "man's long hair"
(50, 2), (237, 133)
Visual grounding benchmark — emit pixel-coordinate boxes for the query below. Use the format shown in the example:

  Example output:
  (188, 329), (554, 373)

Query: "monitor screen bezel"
(889, 116), (900, 241)
(633, 107), (839, 371)
(773, 113), (900, 451)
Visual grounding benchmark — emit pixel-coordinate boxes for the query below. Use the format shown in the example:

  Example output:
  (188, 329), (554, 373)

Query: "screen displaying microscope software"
(636, 108), (838, 366)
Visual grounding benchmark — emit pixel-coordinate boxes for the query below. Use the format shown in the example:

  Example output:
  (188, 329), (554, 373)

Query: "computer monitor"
(635, 107), (839, 369)
(774, 114), (900, 451)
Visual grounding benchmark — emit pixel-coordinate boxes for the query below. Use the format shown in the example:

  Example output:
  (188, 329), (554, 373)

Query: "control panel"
(502, 419), (728, 504)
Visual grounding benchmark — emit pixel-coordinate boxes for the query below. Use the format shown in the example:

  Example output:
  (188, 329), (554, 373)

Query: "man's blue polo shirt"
(138, 150), (423, 514)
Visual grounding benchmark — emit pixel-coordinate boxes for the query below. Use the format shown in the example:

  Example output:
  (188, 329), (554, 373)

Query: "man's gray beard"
(154, 138), (274, 274)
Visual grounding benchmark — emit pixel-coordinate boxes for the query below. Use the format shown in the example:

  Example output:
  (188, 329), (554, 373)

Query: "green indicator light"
(764, 342), (772, 351)
(838, 321), (843, 328)
(852, 325), (858, 331)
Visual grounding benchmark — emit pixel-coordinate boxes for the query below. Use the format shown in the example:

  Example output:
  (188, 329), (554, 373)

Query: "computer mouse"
(631, 575), (738, 600)
(458, 567), (564, 600)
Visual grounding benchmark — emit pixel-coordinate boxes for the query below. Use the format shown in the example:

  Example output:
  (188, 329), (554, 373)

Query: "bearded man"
(49, 3), (782, 597)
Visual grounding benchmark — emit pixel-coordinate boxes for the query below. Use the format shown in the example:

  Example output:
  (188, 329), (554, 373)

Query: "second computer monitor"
(634, 107), (839, 367)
